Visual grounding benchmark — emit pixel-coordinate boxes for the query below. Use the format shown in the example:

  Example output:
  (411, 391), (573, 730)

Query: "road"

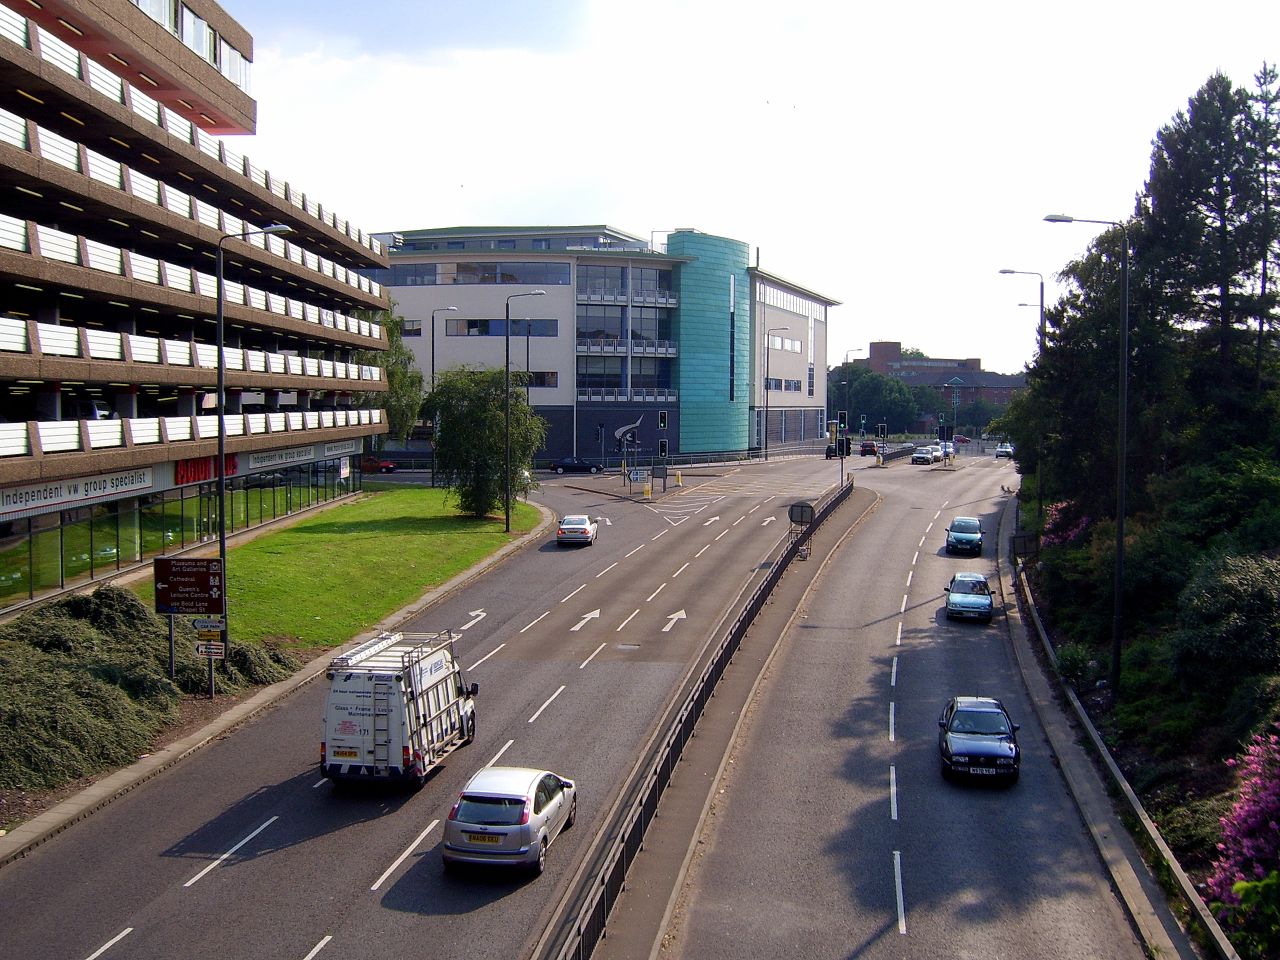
(0, 456), (846, 960)
(660, 452), (1146, 959)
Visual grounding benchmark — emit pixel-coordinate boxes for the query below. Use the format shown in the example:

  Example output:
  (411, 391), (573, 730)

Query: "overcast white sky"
(219, 0), (1280, 374)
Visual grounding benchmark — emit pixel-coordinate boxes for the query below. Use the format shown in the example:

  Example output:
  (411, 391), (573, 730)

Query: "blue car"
(945, 516), (983, 556)
(944, 572), (993, 623)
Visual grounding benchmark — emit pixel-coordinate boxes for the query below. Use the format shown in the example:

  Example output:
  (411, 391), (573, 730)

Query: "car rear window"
(456, 795), (525, 825)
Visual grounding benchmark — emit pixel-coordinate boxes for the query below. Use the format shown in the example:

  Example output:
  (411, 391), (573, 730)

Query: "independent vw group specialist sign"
(153, 557), (224, 615)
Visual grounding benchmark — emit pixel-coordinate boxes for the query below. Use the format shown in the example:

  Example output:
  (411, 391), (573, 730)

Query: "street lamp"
(1044, 213), (1130, 700)
(763, 325), (789, 460)
(430, 306), (457, 392)
(215, 222), (292, 694)
(999, 268), (1045, 354)
(505, 289), (545, 532)
(843, 347), (864, 365)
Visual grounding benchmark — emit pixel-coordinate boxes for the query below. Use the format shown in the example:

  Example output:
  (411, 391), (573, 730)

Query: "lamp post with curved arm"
(763, 326), (789, 460)
(1044, 213), (1129, 700)
(215, 222), (292, 697)
(999, 268), (1045, 354)
(430, 305), (457, 392)
(505, 290), (545, 532)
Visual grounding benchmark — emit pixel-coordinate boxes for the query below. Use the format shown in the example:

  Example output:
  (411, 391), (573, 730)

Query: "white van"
(321, 631), (477, 788)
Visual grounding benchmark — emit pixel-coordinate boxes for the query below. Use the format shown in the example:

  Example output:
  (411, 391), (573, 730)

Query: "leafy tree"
(425, 368), (545, 518)
(900, 346), (927, 359)
(826, 366), (919, 433)
(1249, 63), (1280, 390)
(352, 303), (425, 447)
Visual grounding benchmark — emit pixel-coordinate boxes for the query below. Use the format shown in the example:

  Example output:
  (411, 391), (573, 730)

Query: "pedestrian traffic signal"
(659, 439), (668, 458)
(658, 410), (668, 430)
(838, 410), (848, 432)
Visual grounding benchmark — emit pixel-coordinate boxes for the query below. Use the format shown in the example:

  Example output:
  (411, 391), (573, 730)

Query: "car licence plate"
(969, 767), (998, 775)
(333, 749), (359, 759)
(465, 833), (502, 844)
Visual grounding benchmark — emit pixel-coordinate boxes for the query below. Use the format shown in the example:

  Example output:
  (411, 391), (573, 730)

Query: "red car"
(953, 435), (971, 444)
(361, 456), (398, 473)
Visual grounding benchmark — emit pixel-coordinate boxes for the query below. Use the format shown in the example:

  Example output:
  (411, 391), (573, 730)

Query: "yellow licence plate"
(333, 749), (359, 759)
(465, 833), (502, 844)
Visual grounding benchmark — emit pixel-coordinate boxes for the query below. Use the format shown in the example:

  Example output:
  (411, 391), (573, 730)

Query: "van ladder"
(372, 681), (393, 772)
(402, 643), (430, 766)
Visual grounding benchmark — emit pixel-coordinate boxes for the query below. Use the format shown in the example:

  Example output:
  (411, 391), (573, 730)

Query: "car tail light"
(402, 745), (411, 770)
(520, 798), (532, 825)
(448, 796), (462, 821)
(320, 741), (326, 764)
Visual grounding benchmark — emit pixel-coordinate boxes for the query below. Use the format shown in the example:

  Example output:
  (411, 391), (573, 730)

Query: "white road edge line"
(617, 609), (639, 631)
(371, 819), (440, 891)
(918, 535), (926, 548)
(889, 702), (896, 742)
(561, 583), (586, 603)
(925, 522), (933, 534)
(933, 509), (941, 520)
(890, 765), (898, 821)
(302, 936), (333, 960)
(579, 642), (607, 669)
(184, 816), (278, 888)
(519, 612), (549, 633)
(696, 544), (710, 557)
(891, 656), (898, 687)
(84, 928), (132, 960)
(625, 545), (645, 558)
(312, 778), (327, 788)
(646, 582), (667, 602)
(900, 594), (907, 614)
(487, 739), (515, 767)
(905, 571), (913, 589)
(673, 562), (690, 578)
(651, 529), (668, 541)
(896, 622), (902, 646)
(894, 850), (907, 933)
(468, 643), (506, 670)
(912, 550), (919, 566)
(529, 685), (566, 723)
(595, 561), (618, 578)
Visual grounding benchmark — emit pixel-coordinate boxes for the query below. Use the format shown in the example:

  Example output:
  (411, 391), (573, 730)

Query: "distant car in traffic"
(995, 443), (1014, 458)
(944, 571), (994, 622)
(550, 456), (603, 474)
(945, 517), (983, 556)
(361, 456), (398, 473)
(860, 439), (880, 456)
(556, 515), (598, 546)
(928, 444), (944, 462)
(911, 447), (934, 465)
(954, 434), (971, 444)
(442, 766), (577, 875)
(938, 441), (954, 460)
(938, 696), (1020, 783)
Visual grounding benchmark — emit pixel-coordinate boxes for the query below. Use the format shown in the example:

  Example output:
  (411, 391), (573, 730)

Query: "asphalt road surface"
(661, 453), (1145, 960)
(0, 457), (843, 960)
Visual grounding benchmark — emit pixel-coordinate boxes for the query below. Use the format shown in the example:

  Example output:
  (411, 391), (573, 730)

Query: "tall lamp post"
(430, 305), (457, 392)
(215, 222), (292, 693)
(505, 289), (545, 532)
(763, 326), (789, 460)
(999, 268), (1045, 353)
(1045, 213), (1129, 700)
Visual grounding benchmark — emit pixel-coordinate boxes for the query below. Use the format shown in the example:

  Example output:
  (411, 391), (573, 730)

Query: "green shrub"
(1055, 642), (1097, 690)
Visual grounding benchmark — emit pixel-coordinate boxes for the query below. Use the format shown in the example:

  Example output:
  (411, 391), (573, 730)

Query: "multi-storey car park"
(0, 0), (390, 617)
(365, 225), (837, 462)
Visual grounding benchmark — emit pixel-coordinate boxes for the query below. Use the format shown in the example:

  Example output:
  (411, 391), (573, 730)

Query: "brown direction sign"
(154, 557), (224, 616)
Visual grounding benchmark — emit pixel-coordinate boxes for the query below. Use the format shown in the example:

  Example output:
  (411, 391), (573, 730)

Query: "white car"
(995, 443), (1014, 458)
(442, 766), (577, 875)
(929, 445), (944, 463)
(556, 515), (598, 546)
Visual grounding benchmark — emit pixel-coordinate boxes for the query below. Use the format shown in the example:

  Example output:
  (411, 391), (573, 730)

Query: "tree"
(352, 303), (424, 447)
(900, 346), (927, 359)
(826, 366), (919, 432)
(1248, 63), (1280, 392)
(425, 368), (545, 518)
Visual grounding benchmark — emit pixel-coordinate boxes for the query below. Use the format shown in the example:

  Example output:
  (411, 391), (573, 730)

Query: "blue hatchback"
(944, 572), (994, 623)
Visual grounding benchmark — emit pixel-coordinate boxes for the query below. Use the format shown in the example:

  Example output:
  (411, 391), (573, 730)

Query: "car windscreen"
(455, 795), (525, 825)
(951, 519), (980, 533)
(949, 711), (1011, 735)
(952, 579), (988, 594)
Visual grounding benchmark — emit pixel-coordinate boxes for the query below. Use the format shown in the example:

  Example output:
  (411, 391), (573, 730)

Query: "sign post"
(154, 558), (225, 698)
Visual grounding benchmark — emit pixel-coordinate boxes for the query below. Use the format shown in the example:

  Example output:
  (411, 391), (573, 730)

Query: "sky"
(217, 0), (1280, 375)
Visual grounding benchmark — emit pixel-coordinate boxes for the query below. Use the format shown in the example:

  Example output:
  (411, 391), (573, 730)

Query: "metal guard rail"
(536, 476), (856, 960)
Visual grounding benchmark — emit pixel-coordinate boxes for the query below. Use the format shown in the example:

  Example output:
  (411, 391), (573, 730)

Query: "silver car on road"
(442, 766), (577, 874)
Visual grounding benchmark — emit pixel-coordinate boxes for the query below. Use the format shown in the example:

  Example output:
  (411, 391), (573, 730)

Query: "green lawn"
(131, 487), (541, 648)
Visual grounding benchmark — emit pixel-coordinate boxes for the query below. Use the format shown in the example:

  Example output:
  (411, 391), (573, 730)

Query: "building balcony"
(0, 409), (385, 485)
(574, 288), (678, 308)
(575, 338), (677, 356)
(575, 387), (678, 403)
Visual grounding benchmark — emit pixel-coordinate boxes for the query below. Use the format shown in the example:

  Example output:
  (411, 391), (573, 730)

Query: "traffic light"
(658, 410), (668, 430)
(659, 439), (668, 458)
(838, 410), (848, 432)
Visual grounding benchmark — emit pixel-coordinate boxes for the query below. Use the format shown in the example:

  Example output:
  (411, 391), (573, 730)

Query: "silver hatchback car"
(442, 766), (577, 874)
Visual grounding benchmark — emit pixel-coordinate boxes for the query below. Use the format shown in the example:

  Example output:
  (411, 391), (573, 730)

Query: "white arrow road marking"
(761, 516), (776, 526)
(185, 816), (278, 887)
(598, 516), (612, 526)
(371, 819), (439, 891)
(571, 609), (601, 632)
(702, 516), (720, 526)
(662, 610), (687, 633)
(663, 516), (690, 526)
(85, 928), (133, 960)
(460, 609), (486, 630)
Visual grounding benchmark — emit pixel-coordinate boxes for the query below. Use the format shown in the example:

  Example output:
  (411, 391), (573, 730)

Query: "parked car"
(937, 696), (1020, 783)
(995, 443), (1015, 458)
(953, 434), (971, 444)
(361, 456), (398, 473)
(442, 766), (577, 874)
(860, 439), (880, 456)
(944, 517), (983, 556)
(556, 515), (598, 546)
(911, 447), (934, 465)
(944, 571), (994, 622)
(550, 456), (603, 474)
